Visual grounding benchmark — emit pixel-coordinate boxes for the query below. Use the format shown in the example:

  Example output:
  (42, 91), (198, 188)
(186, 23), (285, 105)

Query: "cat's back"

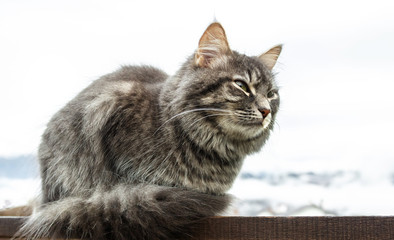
(103, 65), (168, 84)
(73, 65), (168, 110)
(82, 65), (168, 100)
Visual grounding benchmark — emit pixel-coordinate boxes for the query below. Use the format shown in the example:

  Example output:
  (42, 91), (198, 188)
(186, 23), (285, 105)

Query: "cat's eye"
(267, 90), (277, 99)
(234, 80), (250, 93)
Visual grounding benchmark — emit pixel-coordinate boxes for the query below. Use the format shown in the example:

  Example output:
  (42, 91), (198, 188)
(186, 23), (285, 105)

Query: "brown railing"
(0, 216), (393, 239)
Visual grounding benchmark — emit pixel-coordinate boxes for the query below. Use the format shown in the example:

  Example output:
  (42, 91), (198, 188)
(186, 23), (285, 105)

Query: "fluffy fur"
(18, 22), (282, 239)
(20, 184), (231, 239)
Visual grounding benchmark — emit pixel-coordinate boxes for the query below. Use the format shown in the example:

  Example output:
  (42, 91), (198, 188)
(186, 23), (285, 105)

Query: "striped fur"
(19, 23), (282, 239)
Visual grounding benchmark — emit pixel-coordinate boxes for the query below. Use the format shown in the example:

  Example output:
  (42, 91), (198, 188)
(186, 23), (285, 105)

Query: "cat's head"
(162, 23), (282, 151)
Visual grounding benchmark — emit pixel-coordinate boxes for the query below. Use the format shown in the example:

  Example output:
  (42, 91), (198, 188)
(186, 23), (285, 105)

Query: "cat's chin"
(239, 113), (272, 130)
(225, 124), (266, 141)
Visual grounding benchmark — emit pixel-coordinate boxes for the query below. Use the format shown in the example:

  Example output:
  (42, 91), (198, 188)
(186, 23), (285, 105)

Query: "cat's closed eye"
(233, 79), (250, 95)
(267, 90), (278, 99)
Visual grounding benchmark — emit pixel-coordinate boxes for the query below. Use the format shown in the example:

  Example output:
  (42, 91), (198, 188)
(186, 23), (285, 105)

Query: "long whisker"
(274, 119), (281, 130)
(153, 108), (232, 135)
(233, 110), (262, 120)
(188, 113), (233, 128)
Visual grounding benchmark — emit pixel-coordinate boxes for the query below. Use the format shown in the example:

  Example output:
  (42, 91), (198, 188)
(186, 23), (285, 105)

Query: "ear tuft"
(258, 44), (283, 70)
(195, 22), (231, 68)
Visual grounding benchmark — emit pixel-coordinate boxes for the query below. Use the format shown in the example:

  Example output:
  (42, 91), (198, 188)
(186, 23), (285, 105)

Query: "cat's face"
(163, 23), (281, 146)
(180, 53), (280, 142)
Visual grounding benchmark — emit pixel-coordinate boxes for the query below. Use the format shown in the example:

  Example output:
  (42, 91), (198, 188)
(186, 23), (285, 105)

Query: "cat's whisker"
(274, 119), (281, 130)
(233, 111), (262, 121)
(153, 108), (233, 135)
(187, 113), (234, 128)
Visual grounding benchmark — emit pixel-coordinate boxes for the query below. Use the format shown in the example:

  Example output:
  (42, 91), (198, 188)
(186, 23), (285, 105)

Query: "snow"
(0, 178), (41, 209)
(1, 169), (393, 216)
(229, 173), (394, 216)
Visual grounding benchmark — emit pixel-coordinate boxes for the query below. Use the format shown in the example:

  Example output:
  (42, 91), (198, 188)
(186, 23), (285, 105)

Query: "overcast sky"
(1, 0), (394, 179)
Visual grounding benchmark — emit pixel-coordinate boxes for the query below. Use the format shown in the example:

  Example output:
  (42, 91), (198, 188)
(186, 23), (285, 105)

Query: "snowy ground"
(0, 178), (41, 209)
(229, 170), (394, 216)
(1, 168), (393, 216)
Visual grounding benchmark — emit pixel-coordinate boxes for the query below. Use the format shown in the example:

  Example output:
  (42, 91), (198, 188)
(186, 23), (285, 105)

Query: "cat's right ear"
(258, 45), (282, 70)
(195, 23), (231, 68)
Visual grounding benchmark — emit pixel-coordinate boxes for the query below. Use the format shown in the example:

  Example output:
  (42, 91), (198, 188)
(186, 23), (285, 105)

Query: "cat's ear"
(258, 45), (282, 70)
(195, 22), (231, 68)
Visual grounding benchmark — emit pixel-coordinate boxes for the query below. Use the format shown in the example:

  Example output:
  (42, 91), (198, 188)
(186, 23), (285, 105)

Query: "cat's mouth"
(241, 119), (265, 126)
(238, 113), (271, 129)
(262, 113), (272, 129)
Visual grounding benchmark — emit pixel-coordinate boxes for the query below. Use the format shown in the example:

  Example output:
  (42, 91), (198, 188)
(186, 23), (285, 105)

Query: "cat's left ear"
(258, 45), (283, 70)
(195, 22), (231, 68)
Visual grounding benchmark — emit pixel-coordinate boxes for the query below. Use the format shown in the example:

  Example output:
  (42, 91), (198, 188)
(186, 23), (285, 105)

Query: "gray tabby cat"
(19, 23), (282, 239)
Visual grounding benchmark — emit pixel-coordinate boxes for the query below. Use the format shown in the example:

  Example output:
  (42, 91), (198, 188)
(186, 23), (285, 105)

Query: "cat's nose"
(258, 108), (271, 118)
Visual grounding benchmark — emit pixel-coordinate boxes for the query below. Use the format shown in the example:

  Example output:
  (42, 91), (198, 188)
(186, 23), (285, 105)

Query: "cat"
(19, 22), (282, 240)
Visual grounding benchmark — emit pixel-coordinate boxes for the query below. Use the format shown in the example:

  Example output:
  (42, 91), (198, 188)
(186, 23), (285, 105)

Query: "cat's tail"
(17, 184), (231, 240)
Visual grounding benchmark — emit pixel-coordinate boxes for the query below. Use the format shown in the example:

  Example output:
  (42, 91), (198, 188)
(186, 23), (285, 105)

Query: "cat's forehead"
(233, 68), (263, 84)
(229, 54), (272, 86)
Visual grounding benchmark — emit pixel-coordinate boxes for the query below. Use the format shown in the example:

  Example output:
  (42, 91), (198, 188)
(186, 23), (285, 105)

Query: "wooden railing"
(0, 216), (393, 239)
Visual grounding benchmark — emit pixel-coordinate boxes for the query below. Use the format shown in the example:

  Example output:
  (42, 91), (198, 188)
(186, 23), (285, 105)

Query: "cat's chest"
(149, 122), (244, 194)
(170, 146), (243, 194)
